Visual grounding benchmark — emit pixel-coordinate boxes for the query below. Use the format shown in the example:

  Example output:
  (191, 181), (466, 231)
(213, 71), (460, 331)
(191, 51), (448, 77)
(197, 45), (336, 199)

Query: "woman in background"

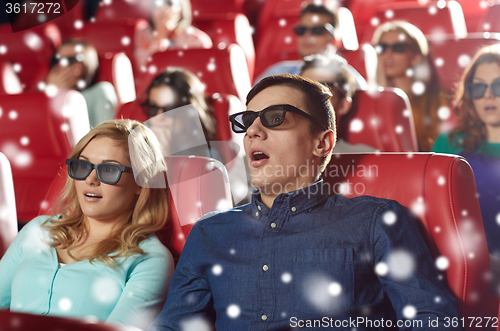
(433, 44), (500, 261)
(372, 20), (450, 151)
(46, 39), (118, 127)
(135, 0), (212, 67)
(0, 119), (173, 329)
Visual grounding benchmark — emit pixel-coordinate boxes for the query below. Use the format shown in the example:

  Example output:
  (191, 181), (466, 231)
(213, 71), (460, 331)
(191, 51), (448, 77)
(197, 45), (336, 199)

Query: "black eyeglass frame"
(374, 42), (412, 55)
(229, 104), (328, 133)
(140, 101), (184, 118)
(465, 81), (500, 99)
(293, 23), (335, 37)
(50, 55), (83, 69)
(322, 81), (347, 99)
(66, 159), (133, 185)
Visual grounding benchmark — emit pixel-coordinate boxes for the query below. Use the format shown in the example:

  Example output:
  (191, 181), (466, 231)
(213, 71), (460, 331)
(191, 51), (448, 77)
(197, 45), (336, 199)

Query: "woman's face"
(471, 61), (500, 130)
(151, 0), (182, 31)
(147, 85), (179, 125)
(74, 137), (140, 225)
(377, 30), (420, 79)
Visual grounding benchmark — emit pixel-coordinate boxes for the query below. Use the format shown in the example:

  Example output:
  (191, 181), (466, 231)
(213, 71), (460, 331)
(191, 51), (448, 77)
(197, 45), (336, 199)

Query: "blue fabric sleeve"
(371, 201), (463, 330)
(147, 224), (215, 331)
(106, 238), (174, 330)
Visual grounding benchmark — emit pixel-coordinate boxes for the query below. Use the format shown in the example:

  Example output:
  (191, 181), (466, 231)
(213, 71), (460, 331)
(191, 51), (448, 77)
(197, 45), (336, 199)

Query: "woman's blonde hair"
(43, 119), (169, 266)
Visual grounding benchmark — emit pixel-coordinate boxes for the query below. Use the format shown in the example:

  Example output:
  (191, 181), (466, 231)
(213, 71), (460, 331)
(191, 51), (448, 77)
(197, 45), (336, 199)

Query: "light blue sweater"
(0, 216), (174, 330)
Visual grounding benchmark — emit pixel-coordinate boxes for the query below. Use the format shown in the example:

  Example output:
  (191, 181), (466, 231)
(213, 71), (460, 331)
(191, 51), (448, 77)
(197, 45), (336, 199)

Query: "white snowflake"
(281, 272), (292, 283)
(457, 54), (471, 68)
(45, 84), (58, 97)
(207, 63), (216, 72)
(227, 304), (240, 318)
(58, 298), (72, 311)
(437, 176), (445, 186)
(435, 256), (449, 270)
(23, 32), (42, 51)
(12, 63), (21, 72)
(496, 213), (500, 225)
(349, 119), (363, 133)
(327, 282), (342, 296)
(74, 20), (84, 29)
(279, 19), (286, 27)
(411, 81), (425, 95)
(92, 277), (119, 303)
(387, 250), (415, 280)
(121, 36), (131, 46)
(60, 123), (69, 132)
(375, 262), (389, 276)
(435, 57), (444, 67)
(403, 305), (417, 319)
(395, 125), (403, 134)
(212, 264), (223, 276)
(428, 6), (437, 15)
(385, 10), (394, 19)
(20, 136), (29, 146)
(8, 110), (18, 120)
(370, 17), (380, 26)
(382, 211), (397, 225)
(437, 106), (450, 120)
(0, 45), (7, 54)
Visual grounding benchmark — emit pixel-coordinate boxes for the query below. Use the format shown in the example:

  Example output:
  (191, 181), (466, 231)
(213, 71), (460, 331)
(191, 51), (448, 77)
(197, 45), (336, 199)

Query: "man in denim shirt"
(148, 75), (462, 330)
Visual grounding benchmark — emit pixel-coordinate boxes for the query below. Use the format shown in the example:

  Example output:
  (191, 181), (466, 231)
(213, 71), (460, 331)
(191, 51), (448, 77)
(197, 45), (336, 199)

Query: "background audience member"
(255, 2), (366, 89)
(0, 119), (173, 330)
(46, 39), (118, 127)
(432, 44), (500, 259)
(371, 20), (450, 151)
(135, 0), (213, 68)
(142, 68), (221, 158)
(301, 54), (376, 152)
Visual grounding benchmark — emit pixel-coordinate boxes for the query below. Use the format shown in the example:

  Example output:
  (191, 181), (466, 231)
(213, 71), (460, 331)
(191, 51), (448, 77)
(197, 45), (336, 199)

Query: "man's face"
(244, 85), (321, 196)
(296, 13), (335, 58)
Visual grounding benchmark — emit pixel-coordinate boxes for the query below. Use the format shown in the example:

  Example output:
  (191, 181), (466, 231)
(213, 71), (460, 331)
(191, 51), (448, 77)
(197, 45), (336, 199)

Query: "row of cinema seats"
(1, 148), (498, 329)
(0, 84), (418, 223)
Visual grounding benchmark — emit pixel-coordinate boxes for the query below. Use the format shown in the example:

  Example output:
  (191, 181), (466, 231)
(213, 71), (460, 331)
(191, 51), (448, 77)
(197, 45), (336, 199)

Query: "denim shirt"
(149, 181), (461, 330)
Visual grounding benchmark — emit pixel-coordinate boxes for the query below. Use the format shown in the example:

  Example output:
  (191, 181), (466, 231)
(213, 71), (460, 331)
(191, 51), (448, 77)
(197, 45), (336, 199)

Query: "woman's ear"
(313, 129), (335, 158)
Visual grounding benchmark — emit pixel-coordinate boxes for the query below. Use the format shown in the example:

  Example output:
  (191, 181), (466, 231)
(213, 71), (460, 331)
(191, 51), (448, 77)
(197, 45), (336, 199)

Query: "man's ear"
(313, 129), (335, 157)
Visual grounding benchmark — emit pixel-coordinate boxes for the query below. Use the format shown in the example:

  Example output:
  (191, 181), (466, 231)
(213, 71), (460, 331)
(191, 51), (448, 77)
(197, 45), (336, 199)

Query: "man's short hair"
(300, 3), (338, 29)
(246, 74), (335, 173)
(301, 54), (357, 100)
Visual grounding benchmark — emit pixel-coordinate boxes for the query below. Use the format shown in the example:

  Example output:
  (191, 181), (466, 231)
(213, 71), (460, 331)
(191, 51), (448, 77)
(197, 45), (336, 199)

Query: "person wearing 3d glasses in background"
(148, 74), (461, 331)
(432, 44), (500, 292)
(0, 119), (173, 330)
(254, 2), (366, 90)
(44, 39), (118, 128)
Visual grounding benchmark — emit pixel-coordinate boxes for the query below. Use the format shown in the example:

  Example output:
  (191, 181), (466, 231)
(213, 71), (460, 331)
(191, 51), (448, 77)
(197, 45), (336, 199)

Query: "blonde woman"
(0, 120), (173, 330)
(372, 20), (450, 151)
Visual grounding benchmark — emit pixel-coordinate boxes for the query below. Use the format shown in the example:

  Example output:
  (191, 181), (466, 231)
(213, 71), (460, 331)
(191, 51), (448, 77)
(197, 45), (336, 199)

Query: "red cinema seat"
(340, 88), (418, 152)
(136, 45), (251, 104)
(70, 18), (149, 72)
(0, 24), (57, 91)
(95, 0), (154, 21)
(427, 33), (500, 92)
(0, 61), (22, 95)
(0, 310), (135, 331)
(0, 152), (17, 258)
(38, 155), (232, 261)
(0, 91), (89, 223)
(362, 0), (467, 44)
(193, 14), (256, 80)
(476, 3), (500, 33)
(323, 153), (496, 328)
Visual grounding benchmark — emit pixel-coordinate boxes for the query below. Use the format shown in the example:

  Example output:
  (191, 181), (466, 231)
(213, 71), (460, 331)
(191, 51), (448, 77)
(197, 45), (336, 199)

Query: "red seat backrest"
(323, 152), (496, 325)
(136, 45), (251, 104)
(38, 155), (232, 260)
(427, 33), (500, 93)
(0, 91), (89, 223)
(0, 310), (131, 331)
(95, 0), (154, 22)
(476, 3), (500, 33)
(0, 61), (22, 95)
(341, 88), (418, 152)
(97, 53), (136, 106)
(193, 14), (255, 80)
(0, 24), (56, 91)
(0, 152), (18, 258)
(362, 0), (467, 44)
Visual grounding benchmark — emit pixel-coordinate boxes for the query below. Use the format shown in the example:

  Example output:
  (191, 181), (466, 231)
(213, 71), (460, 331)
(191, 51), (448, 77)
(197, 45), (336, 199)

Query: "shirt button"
(270, 222), (276, 228)
(257, 205), (262, 211)
(262, 265), (269, 271)
(261, 314), (268, 321)
(255, 212), (259, 217)
(291, 206), (297, 212)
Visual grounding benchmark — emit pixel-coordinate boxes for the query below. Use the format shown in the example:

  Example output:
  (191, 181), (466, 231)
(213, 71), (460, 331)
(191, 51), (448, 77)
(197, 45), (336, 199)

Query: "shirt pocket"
(293, 248), (355, 315)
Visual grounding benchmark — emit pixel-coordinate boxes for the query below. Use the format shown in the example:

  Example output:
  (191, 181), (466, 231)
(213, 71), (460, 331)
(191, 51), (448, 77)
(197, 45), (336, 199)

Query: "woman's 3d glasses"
(375, 43), (411, 54)
(229, 104), (327, 133)
(466, 81), (500, 99)
(66, 159), (133, 185)
(293, 24), (334, 36)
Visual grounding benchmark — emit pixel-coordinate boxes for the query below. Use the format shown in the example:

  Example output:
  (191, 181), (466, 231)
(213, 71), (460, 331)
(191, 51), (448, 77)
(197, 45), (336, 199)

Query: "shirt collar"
(250, 180), (331, 218)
